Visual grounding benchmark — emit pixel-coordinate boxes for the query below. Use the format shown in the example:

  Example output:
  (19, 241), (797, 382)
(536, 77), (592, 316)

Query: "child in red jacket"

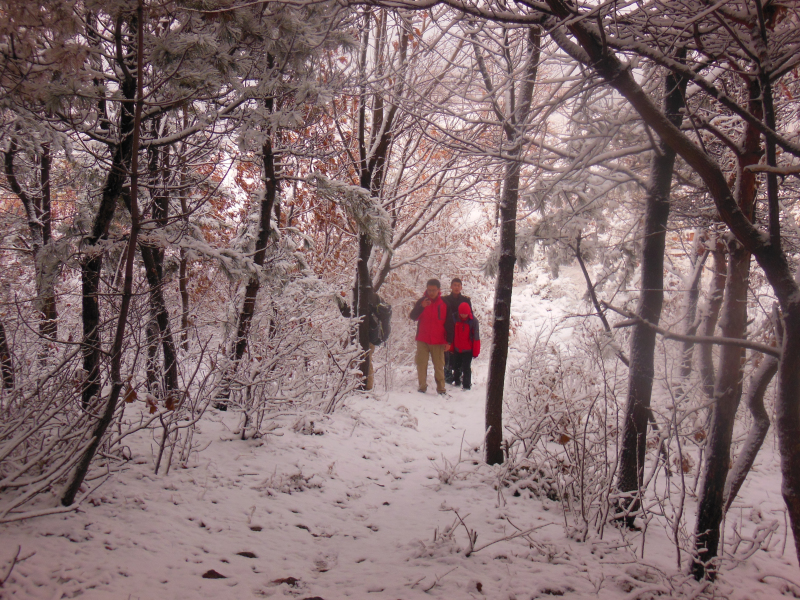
(451, 302), (480, 390)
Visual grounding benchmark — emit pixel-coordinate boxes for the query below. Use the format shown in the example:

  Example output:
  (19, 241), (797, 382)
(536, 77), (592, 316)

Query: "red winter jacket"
(409, 293), (453, 345)
(453, 302), (480, 357)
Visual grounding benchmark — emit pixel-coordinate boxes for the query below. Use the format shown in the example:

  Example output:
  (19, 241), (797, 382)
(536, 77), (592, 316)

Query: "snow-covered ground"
(1, 271), (798, 599)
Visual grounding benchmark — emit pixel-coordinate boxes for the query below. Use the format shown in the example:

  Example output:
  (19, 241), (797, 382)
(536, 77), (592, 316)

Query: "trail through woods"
(0, 356), (797, 599)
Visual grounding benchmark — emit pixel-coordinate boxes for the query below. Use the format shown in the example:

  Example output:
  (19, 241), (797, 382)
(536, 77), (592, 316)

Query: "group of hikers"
(409, 278), (480, 395)
(348, 277), (480, 394)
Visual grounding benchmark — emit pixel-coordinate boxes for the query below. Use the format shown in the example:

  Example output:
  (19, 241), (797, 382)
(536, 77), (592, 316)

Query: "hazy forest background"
(2, 0), (800, 596)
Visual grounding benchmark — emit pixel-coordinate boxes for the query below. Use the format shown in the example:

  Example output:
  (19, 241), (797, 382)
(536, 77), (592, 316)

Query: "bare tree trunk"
(80, 35), (137, 409)
(691, 241), (750, 578)
(697, 243), (727, 398)
(179, 248), (190, 351)
(677, 237), (707, 387)
(615, 64), (686, 521)
(723, 345), (779, 514)
(39, 140), (57, 341)
(231, 100), (278, 366)
(179, 109), (190, 351)
(777, 303), (800, 568)
(139, 243), (179, 393)
(484, 27), (540, 465)
(145, 320), (159, 394)
(0, 320), (13, 390)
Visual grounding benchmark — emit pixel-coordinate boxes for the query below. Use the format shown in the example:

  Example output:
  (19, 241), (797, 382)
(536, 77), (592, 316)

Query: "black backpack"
(369, 299), (393, 346)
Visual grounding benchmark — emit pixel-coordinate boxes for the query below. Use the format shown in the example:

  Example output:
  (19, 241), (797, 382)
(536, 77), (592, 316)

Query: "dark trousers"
(444, 351), (453, 382)
(451, 351), (473, 389)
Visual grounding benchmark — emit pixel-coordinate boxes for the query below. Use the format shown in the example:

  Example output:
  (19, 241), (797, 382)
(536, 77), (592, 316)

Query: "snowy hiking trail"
(0, 373), (797, 599)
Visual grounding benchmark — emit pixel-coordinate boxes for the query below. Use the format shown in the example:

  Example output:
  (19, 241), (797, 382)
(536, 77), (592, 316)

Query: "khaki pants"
(416, 341), (446, 393)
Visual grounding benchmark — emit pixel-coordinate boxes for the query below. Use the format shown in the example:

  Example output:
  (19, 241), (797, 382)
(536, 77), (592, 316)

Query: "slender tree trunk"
(615, 65), (686, 519)
(697, 244), (727, 399)
(0, 320), (13, 390)
(485, 158), (520, 465)
(39, 140), (57, 341)
(231, 102), (278, 366)
(63, 3), (144, 505)
(677, 237), (707, 387)
(179, 248), (190, 351)
(179, 109), (190, 351)
(691, 242), (751, 578)
(356, 234), (373, 386)
(80, 74), (136, 408)
(484, 27), (540, 465)
(139, 243), (179, 393)
(145, 320), (159, 394)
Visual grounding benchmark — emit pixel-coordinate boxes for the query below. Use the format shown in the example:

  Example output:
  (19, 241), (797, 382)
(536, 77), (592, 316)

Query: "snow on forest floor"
(1, 366), (798, 599)
(1, 269), (798, 599)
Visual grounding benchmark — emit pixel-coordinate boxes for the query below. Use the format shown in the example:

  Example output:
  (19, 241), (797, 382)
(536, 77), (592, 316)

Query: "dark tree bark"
(139, 243), (179, 394)
(691, 240), (751, 578)
(179, 109), (190, 351)
(691, 75), (763, 579)
(63, 5), (144, 506)
(542, 0), (800, 569)
(615, 62), (687, 521)
(0, 320), (13, 390)
(351, 8), (404, 389)
(232, 132), (278, 365)
(80, 16), (137, 409)
(483, 27), (540, 465)
(219, 57), (280, 379)
(133, 128), (179, 394)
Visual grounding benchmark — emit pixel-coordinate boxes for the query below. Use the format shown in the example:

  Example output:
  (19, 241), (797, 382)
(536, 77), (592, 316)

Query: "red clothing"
(409, 293), (451, 345)
(453, 302), (480, 357)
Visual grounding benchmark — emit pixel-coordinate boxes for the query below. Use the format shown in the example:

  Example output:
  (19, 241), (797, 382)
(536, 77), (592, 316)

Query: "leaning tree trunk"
(723, 334), (779, 514)
(231, 124), (278, 366)
(615, 64), (686, 520)
(691, 241), (750, 579)
(484, 27), (540, 466)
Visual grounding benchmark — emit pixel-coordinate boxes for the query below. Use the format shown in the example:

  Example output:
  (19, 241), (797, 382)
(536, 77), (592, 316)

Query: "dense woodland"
(1, 0), (800, 589)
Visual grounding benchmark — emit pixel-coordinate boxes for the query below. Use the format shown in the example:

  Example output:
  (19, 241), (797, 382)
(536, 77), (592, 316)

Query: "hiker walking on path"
(442, 278), (471, 384)
(409, 279), (453, 395)
(450, 302), (480, 390)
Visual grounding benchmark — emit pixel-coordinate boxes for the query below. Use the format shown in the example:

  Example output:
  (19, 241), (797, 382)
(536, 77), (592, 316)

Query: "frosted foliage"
(307, 173), (393, 251)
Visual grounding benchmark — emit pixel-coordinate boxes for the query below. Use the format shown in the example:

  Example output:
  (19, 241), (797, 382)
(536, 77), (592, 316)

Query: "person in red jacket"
(409, 279), (453, 394)
(451, 302), (480, 390)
